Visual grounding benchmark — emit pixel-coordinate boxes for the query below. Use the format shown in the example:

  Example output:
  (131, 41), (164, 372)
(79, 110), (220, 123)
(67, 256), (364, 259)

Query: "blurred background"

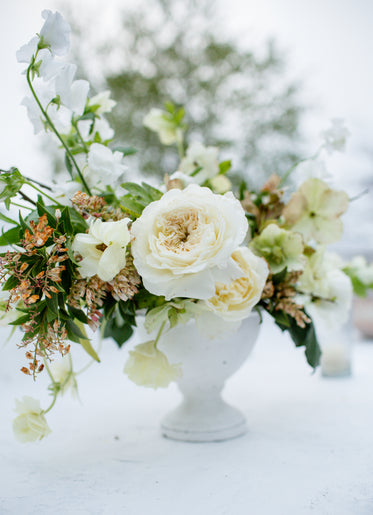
(1, 0), (373, 257)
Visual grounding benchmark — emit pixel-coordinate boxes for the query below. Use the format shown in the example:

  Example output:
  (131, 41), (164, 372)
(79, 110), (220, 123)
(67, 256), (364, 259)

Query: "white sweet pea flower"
(124, 341), (182, 389)
(143, 108), (179, 145)
(13, 396), (51, 443)
(37, 49), (66, 81)
(55, 64), (89, 116)
(94, 118), (115, 141)
(131, 184), (248, 300)
(84, 143), (126, 188)
(72, 218), (131, 282)
(89, 91), (116, 115)
(202, 247), (268, 322)
(16, 36), (39, 63)
(179, 142), (219, 184)
(321, 118), (350, 154)
(39, 10), (71, 57)
(21, 78), (72, 134)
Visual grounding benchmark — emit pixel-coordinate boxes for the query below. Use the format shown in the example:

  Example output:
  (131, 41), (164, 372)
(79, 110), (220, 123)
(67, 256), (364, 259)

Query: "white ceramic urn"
(157, 311), (261, 442)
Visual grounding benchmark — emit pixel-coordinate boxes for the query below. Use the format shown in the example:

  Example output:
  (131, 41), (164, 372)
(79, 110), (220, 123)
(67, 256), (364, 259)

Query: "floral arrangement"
(1, 11), (368, 443)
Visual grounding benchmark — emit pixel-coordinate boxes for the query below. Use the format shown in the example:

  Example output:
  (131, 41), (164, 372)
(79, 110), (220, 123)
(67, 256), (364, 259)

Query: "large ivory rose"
(131, 184), (248, 300)
(13, 396), (51, 443)
(203, 247), (269, 321)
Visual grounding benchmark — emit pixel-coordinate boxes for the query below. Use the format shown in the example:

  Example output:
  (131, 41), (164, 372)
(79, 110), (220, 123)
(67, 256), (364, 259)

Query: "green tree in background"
(67, 0), (305, 185)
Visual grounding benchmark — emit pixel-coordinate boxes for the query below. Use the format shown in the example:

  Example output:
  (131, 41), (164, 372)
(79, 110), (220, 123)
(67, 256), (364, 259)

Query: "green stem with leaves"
(26, 63), (92, 195)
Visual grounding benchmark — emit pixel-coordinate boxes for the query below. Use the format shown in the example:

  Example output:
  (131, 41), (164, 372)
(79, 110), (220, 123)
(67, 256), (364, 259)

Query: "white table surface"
(0, 317), (372, 515)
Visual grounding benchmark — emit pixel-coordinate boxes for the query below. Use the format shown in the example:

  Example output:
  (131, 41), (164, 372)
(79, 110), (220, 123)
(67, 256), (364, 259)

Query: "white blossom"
(131, 184), (248, 300)
(202, 246), (268, 321)
(13, 397), (51, 443)
(179, 142), (220, 184)
(143, 108), (179, 145)
(55, 64), (89, 116)
(39, 10), (71, 57)
(16, 36), (39, 63)
(72, 218), (131, 282)
(321, 118), (350, 154)
(296, 249), (352, 331)
(89, 90), (116, 115)
(84, 143), (126, 188)
(124, 341), (182, 389)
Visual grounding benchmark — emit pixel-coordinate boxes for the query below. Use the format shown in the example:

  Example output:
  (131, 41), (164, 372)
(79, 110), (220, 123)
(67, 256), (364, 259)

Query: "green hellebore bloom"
(250, 223), (305, 274)
(283, 178), (349, 244)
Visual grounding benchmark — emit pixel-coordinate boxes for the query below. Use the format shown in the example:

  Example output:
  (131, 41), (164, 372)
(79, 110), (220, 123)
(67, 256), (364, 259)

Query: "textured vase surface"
(157, 311), (261, 442)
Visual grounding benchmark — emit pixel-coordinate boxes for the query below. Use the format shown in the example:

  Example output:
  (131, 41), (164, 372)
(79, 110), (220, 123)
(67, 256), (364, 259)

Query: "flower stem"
(25, 181), (60, 205)
(176, 129), (185, 160)
(10, 201), (33, 211)
(279, 148), (321, 187)
(26, 64), (92, 195)
(154, 321), (166, 349)
(72, 119), (89, 154)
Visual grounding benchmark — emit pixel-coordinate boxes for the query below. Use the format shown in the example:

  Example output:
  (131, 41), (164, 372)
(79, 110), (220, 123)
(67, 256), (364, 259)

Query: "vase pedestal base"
(161, 399), (248, 442)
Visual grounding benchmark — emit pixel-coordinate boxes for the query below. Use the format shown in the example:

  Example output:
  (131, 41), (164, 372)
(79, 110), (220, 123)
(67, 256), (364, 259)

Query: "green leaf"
(0, 167), (25, 207)
(80, 335), (101, 362)
(36, 202), (57, 227)
(65, 319), (89, 341)
(112, 146), (137, 156)
(104, 318), (134, 347)
(0, 212), (18, 225)
(121, 182), (153, 203)
(140, 182), (163, 201)
(0, 227), (20, 246)
(67, 305), (88, 324)
(65, 153), (73, 177)
(60, 206), (73, 234)
(219, 160), (232, 175)
(119, 196), (144, 217)
(275, 311), (321, 368)
(9, 314), (30, 326)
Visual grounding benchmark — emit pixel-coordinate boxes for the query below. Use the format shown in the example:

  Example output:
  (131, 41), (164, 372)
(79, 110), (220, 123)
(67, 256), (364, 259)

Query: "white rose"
(72, 218), (131, 282)
(124, 341), (182, 389)
(13, 396), (51, 443)
(131, 184), (248, 300)
(179, 142), (219, 184)
(203, 247), (268, 321)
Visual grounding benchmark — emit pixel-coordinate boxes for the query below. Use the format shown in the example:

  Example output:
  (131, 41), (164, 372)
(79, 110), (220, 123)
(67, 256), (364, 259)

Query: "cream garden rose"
(72, 217), (130, 282)
(13, 396), (51, 443)
(131, 184), (248, 300)
(124, 341), (182, 388)
(203, 247), (269, 321)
